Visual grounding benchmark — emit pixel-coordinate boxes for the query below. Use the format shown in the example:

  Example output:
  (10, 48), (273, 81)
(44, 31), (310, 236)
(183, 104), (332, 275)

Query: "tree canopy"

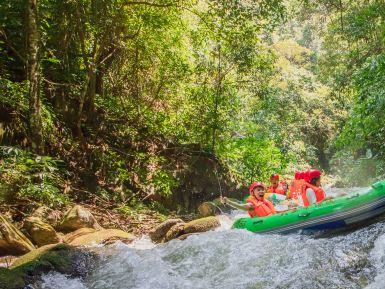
(1, 0), (384, 212)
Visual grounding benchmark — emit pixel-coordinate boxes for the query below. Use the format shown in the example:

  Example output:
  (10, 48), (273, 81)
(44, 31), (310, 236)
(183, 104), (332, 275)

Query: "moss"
(0, 215), (35, 255)
(0, 243), (96, 289)
(11, 243), (70, 270)
(0, 268), (25, 289)
(183, 216), (220, 234)
(164, 223), (185, 242)
(149, 219), (184, 243)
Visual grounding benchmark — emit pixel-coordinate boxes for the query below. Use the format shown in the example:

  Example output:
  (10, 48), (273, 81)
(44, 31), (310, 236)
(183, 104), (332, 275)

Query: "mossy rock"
(24, 217), (61, 247)
(0, 243), (97, 289)
(57, 205), (102, 233)
(183, 216), (220, 234)
(68, 229), (135, 246)
(63, 228), (97, 244)
(198, 202), (217, 217)
(0, 215), (35, 256)
(30, 206), (63, 228)
(149, 219), (184, 243)
(0, 268), (24, 289)
(177, 233), (200, 241)
(164, 223), (185, 242)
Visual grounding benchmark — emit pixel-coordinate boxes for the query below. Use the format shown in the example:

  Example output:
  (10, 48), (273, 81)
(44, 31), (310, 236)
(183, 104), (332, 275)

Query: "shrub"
(0, 146), (68, 206)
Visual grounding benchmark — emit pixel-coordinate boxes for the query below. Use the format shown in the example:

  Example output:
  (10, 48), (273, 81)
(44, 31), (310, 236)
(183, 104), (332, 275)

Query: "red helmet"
(270, 173), (280, 181)
(303, 170), (311, 182)
(297, 171), (305, 180)
(294, 171), (301, 180)
(308, 169), (321, 180)
(249, 182), (266, 194)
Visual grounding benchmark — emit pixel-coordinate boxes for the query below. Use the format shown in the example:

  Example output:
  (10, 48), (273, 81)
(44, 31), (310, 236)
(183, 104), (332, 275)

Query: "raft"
(232, 180), (385, 234)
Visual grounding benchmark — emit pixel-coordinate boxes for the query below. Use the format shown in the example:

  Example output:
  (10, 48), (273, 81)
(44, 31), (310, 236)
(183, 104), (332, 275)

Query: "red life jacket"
(301, 183), (326, 207)
(288, 179), (306, 200)
(246, 196), (276, 217)
(268, 182), (287, 196)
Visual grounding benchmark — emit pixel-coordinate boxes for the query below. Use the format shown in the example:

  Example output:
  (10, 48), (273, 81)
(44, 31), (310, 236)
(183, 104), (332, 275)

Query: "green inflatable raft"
(232, 180), (385, 234)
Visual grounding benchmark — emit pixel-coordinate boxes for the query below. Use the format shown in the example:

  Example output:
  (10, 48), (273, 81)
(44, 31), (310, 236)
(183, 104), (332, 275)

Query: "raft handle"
(252, 220), (264, 225)
(347, 193), (360, 199)
(298, 212), (311, 217)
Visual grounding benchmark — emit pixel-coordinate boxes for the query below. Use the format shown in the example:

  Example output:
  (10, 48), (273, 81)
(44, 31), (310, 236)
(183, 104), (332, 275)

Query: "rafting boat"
(232, 180), (385, 234)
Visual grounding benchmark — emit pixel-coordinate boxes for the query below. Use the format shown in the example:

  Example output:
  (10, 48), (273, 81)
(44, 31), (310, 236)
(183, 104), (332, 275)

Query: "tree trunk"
(27, 0), (43, 153)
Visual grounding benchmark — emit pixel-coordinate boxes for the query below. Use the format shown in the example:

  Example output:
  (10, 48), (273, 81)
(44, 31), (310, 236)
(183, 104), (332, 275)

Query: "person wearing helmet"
(288, 171), (306, 201)
(300, 169), (326, 207)
(268, 173), (288, 196)
(221, 182), (276, 217)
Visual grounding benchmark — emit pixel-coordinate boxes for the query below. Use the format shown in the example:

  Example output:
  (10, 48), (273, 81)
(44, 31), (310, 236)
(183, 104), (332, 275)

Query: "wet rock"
(183, 216), (220, 234)
(0, 243), (98, 289)
(0, 216), (35, 256)
(198, 202), (223, 217)
(177, 233), (200, 241)
(164, 223), (185, 242)
(68, 229), (135, 246)
(149, 219), (184, 243)
(23, 217), (61, 247)
(11, 243), (69, 269)
(63, 228), (96, 244)
(0, 268), (24, 289)
(57, 205), (102, 233)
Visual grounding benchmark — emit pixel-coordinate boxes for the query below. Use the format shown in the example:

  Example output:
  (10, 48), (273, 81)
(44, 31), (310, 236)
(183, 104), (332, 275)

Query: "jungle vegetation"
(1, 0), (384, 213)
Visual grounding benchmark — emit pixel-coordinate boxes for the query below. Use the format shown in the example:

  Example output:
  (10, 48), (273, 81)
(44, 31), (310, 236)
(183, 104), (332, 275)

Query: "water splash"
(36, 187), (385, 289)
(39, 272), (87, 289)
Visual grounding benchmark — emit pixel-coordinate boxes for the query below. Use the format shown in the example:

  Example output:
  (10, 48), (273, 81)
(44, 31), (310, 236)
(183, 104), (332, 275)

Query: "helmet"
(249, 182), (266, 194)
(308, 169), (321, 180)
(298, 171), (306, 180)
(294, 171), (301, 180)
(303, 170), (311, 182)
(270, 173), (280, 181)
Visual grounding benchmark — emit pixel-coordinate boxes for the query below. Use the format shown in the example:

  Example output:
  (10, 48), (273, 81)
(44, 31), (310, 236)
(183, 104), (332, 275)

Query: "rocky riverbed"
(0, 203), (221, 289)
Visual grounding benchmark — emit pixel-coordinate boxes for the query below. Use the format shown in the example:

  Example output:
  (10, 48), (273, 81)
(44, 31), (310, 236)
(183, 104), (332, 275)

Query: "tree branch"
(0, 27), (26, 63)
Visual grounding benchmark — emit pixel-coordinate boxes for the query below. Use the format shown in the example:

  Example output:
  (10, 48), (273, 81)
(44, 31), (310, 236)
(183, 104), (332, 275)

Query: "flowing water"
(36, 188), (385, 289)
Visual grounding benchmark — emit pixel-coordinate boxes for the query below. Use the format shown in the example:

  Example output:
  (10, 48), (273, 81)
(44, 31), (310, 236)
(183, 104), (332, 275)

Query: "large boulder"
(63, 228), (96, 244)
(164, 223), (185, 242)
(30, 206), (63, 228)
(0, 243), (97, 289)
(149, 219), (184, 243)
(198, 202), (221, 217)
(23, 217), (61, 247)
(57, 205), (102, 233)
(68, 229), (135, 246)
(0, 216), (35, 256)
(183, 216), (220, 234)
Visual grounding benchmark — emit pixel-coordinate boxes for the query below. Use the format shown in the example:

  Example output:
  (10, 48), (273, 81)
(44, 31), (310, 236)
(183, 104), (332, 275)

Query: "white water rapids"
(37, 188), (385, 289)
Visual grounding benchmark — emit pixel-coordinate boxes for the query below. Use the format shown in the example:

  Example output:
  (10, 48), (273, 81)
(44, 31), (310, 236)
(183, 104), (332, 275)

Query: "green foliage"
(337, 54), (385, 155)
(330, 151), (385, 186)
(314, 0), (385, 183)
(0, 146), (68, 206)
(5, 0), (360, 212)
(218, 134), (286, 184)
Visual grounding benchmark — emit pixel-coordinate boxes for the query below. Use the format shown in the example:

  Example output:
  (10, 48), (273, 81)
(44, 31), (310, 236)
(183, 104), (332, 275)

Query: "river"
(37, 188), (385, 289)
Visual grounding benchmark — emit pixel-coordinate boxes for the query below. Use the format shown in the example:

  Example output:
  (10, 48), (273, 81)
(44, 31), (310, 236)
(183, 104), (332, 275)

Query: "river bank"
(0, 198), (224, 289)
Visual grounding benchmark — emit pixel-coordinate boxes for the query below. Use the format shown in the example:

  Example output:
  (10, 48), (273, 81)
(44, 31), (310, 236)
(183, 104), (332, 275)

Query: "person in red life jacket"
(221, 182), (276, 217)
(300, 169), (326, 207)
(268, 173), (288, 196)
(288, 171), (306, 200)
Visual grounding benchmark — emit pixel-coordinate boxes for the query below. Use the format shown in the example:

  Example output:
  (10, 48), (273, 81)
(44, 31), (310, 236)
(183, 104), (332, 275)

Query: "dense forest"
(1, 0), (385, 216)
